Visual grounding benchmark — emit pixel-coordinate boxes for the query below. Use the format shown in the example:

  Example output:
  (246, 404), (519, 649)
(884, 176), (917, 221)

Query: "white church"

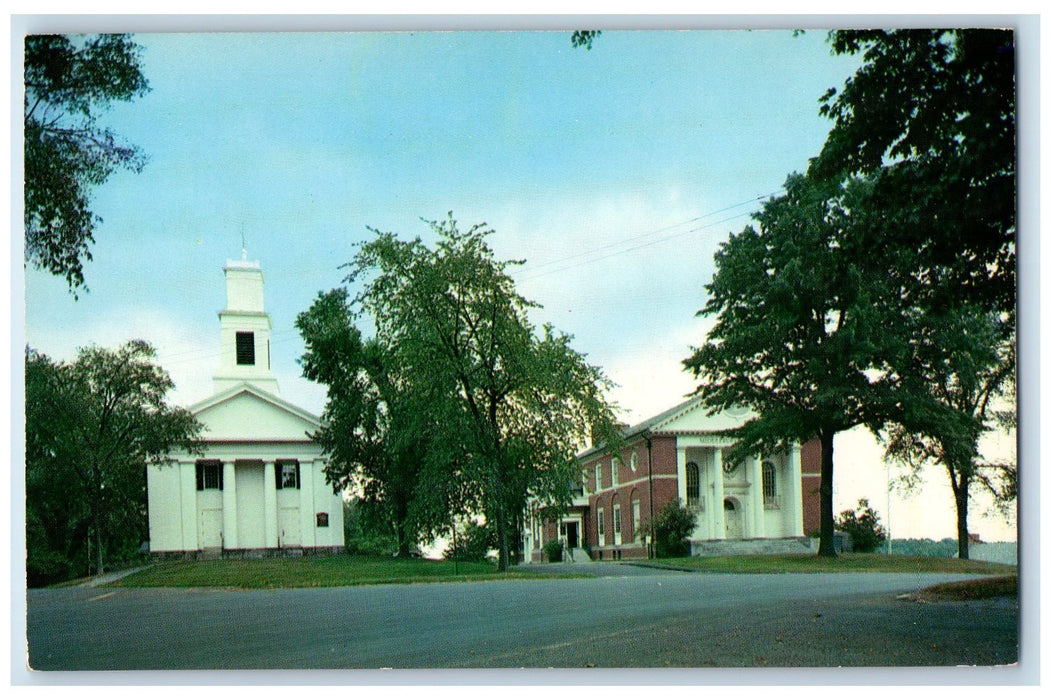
(147, 255), (344, 557)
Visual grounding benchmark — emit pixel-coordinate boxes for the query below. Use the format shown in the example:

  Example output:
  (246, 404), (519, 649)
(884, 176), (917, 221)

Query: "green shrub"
(443, 520), (497, 562)
(543, 539), (564, 563)
(342, 499), (400, 556)
(835, 498), (888, 553)
(649, 501), (696, 558)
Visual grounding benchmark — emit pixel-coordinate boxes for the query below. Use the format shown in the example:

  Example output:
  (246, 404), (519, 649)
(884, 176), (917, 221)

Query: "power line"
(518, 191), (779, 282)
(147, 190), (782, 369)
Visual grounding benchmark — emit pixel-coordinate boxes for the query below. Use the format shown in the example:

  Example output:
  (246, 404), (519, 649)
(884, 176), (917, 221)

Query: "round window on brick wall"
(630, 451), (638, 472)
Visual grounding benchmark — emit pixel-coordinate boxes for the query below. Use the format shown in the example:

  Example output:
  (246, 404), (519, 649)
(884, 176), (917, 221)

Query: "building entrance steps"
(689, 536), (816, 557)
(555, 547), (590, 563)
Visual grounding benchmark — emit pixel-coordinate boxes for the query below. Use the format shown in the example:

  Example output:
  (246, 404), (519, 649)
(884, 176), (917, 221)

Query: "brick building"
(523, 396), (821, 562)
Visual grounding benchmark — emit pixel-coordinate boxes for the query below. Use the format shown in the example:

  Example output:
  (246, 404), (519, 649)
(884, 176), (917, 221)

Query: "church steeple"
(212, 254), (279, 395)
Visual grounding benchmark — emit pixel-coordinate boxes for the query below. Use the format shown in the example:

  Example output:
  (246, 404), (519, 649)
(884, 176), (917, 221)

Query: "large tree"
(24, 34), (150, 293)
(810, 29), (1017, 554)
(342, 215), (620, 570)
(25, 342), (200, 583)
(810, 29), (1015, 316)
(881, 307), (1015, 559)
(296, 288), (458, 557)
(684, 173), (902, 557)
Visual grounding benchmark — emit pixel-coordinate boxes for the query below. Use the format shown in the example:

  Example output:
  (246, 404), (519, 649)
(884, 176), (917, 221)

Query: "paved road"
(25, 564), (1018, 671)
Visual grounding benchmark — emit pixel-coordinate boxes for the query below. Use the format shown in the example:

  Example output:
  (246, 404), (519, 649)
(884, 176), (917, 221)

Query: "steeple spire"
(212, 253), (279, 396)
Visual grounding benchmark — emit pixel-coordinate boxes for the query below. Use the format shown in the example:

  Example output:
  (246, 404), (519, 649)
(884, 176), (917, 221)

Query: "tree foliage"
(571, 30), (602, 50)
(684, 173), (901, 557)
(25, 342), (201, 585)
(809, 29), (1017, 558)
(834, 498), (887, 553)
(341, 498), (400, 556)
(443, 520), (497, 563)
(304, 215), (619, 571)
(647, 501), (696, 558)
(296, 288), (443, 557)
(881, 309), (1015, 559)
(811, 29), (1015, 316)
(24, 33), (150, 292)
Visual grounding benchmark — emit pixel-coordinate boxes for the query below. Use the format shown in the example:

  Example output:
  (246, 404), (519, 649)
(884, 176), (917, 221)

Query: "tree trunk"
(396, 522), (411, 558)
(395, 498), (412, 557)
(954, 471), (971, 560)
(495, 498), (509, 572)
(818, 431), (837, 557)
(94, 528), (104, 575)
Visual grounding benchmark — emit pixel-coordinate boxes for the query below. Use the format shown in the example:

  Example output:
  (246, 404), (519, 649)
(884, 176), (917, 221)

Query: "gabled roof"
(190, 382), (321, 424)
(189, 382), (322, 441)
(577, 394), (753, 460)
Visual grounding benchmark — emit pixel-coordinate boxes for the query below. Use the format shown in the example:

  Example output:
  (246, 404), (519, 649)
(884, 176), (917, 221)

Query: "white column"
(676, 446), (688, 504)
(712, 448), (725, 539)
(263, 460), (278, 548)
(222, 461), (238, 549)
(787, 443), (804, 536)
(301, 459), (317, 546)
(180, 460), (197, 549)
(747, 455), (765, 538)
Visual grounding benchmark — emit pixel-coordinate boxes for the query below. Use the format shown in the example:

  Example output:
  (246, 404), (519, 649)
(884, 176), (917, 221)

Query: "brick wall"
(800, 437), (822, 536)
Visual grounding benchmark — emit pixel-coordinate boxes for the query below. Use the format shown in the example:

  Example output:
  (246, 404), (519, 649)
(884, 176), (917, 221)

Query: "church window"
(595, 464), (603, 491)
(276, 460), (300, 490)
(611, 457), (619, 486)
(236, 331), (255, 365)
(597, 508), (605, 547)
(195, 461), (223, 490)
(630, 451), (638, 472)
(763, 460), (778, 505)
(685, 461), (700, 507)
(613, 503), (622, 546)
(632, 500), (642, 543)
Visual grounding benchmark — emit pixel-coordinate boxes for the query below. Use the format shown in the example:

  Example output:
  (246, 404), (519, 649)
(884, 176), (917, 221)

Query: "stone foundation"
(150, 546), (344, 562)
(690, 537), (816, 557)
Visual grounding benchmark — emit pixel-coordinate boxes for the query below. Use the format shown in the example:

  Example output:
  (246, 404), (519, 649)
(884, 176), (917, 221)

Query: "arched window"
(762, 460), (777, 505)
(685, 461), (700, 507)
(630, 450), (638, 472)
(611, 457), (620, 486)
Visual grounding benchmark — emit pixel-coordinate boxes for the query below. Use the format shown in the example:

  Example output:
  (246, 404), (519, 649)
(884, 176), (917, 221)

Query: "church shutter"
(196, 463), (204, 491)
(275, 463), (283, 490)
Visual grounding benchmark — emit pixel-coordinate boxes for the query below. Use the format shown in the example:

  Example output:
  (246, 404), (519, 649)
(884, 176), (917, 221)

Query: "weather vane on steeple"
(240, 222), (248, 260)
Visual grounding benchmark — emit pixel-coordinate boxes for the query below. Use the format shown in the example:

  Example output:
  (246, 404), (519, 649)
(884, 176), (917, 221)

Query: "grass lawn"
(110, 553), (1017, 589)
(648, 553), (1018, 575)
(910, 574), (1018, 601)
(114, 555), (581, 589)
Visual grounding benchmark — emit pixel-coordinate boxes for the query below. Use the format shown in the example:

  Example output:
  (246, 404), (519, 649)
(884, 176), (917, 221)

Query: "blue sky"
(20, 28), (1017, 540)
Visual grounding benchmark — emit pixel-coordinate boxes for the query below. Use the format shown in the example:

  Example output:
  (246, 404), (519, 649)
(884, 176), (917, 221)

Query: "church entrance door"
(724, 498), (743, 539)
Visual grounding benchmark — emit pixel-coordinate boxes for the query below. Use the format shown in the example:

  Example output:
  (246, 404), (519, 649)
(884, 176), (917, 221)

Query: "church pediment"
(650, 399), (755, 434)
(190, 383), (320, 442)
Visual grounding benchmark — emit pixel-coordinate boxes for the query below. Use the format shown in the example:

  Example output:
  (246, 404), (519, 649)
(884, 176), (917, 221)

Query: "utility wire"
(518, 191), (779, 282)
(153, 190), (782, 368)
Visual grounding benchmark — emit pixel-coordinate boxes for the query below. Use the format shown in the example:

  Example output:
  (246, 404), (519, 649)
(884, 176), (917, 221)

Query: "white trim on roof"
(189, 381), (322, 429)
